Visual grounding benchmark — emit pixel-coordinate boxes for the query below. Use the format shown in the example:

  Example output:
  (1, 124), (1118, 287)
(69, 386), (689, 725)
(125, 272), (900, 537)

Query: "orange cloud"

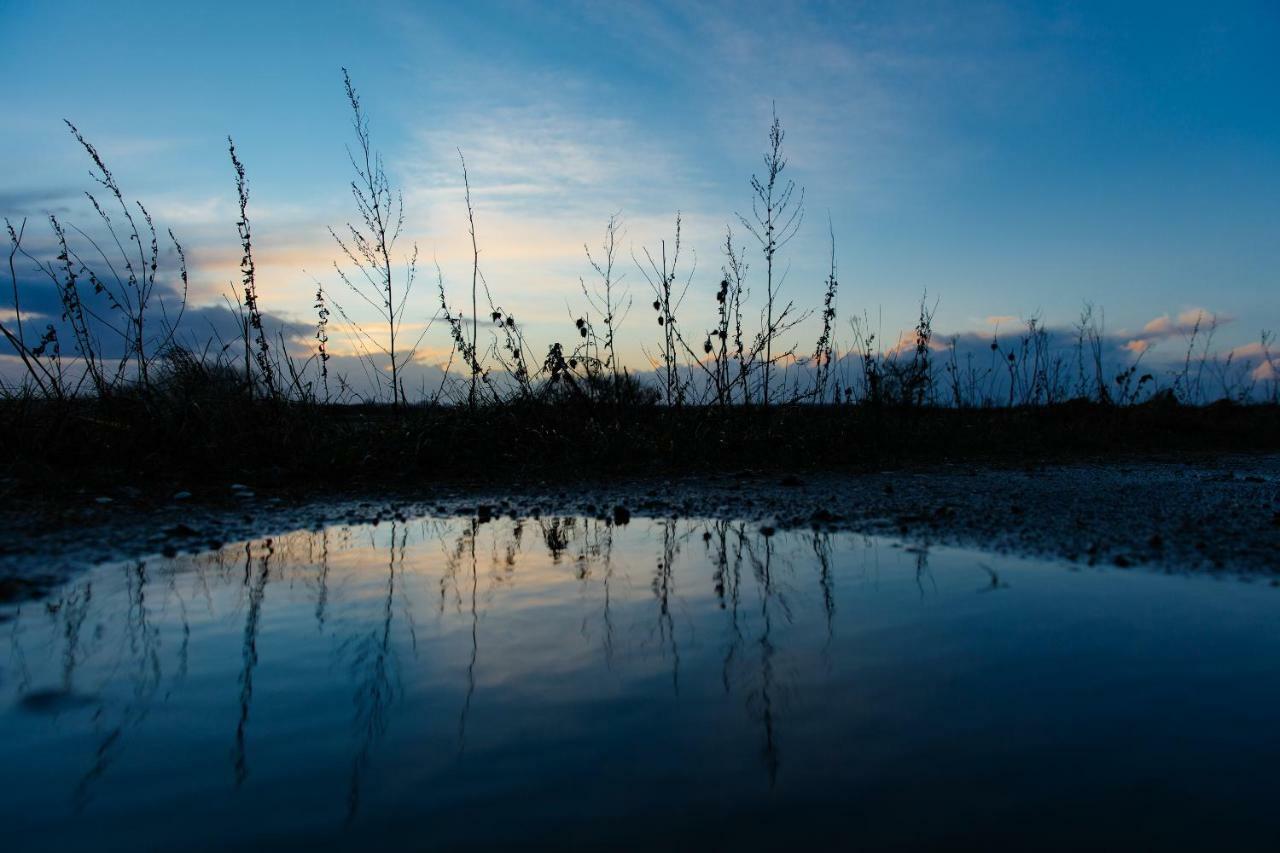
(1140, 308), (1229, 338)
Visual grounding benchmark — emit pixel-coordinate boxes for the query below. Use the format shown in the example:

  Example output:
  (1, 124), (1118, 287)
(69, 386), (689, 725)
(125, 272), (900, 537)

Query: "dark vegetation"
(2, 396), (1278, 501)
(2, 73), (1278, 501)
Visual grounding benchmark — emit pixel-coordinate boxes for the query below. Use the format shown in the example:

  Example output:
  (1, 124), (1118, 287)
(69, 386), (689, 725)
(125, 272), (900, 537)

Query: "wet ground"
(3, 454), (1278, 602)
(3, 512), (1279, 850)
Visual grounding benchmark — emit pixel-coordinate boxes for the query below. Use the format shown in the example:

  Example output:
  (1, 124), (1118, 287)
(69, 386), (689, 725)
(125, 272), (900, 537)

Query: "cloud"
(1223, 341), (1279, 383)
(408, 111), (688, 215)
(0, 307), (51, 325)
(883, 328), (950, 357)
(0, 188), (81, 217)
(1124, 307), (1234, 355)
(1139, 307), (1231, 338)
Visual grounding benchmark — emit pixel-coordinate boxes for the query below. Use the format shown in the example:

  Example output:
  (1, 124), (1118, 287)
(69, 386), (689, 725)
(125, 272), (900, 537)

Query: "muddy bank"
(2, 453), (1278, 602)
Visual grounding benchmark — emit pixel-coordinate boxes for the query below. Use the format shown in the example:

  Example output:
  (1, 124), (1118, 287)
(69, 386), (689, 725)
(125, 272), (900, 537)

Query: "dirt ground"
(3, 452), (1278, 602)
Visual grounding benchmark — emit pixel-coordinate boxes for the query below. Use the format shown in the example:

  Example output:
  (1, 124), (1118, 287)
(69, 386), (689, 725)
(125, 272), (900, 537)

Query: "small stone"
(172, 491), (192, 501)
(94, 496), (113, 505)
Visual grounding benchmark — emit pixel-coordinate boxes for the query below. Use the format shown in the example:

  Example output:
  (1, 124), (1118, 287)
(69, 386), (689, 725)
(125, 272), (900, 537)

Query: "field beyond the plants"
(2, 397), (1278, 502)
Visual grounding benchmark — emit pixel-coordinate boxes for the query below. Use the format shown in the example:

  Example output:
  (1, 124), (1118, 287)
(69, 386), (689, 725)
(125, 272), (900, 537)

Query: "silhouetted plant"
(315, 286), (331, 403)
(810, 222), (839, 403)
(849, 312), (881, 405)
(64, 121), (168, 388)
(541, 341), (582, 398)
(1260, 331), (1279, 404)
(229, 137), (277, 399)
(327, 69), (422, 406)
(11, 124), (189, 397)
(437, 262), (489, 405)
(722, 229), (751, 403)
(581, 214), (630, 397)
(2, 218), (63, 397)
(487, 304), (533, 400)
(1079, 304), (1111, 404)
(738, 106), (804, 406)
(460, 150), (482, 409)
(636, 214), (691, 406)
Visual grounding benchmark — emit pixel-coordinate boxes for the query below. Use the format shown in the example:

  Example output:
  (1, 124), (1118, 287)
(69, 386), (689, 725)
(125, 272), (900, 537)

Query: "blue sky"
(2, 0), (1277, 371)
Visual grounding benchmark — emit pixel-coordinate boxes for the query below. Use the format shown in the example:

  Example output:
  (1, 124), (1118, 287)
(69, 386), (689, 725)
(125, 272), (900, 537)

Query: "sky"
(2, 0), (1278, 380)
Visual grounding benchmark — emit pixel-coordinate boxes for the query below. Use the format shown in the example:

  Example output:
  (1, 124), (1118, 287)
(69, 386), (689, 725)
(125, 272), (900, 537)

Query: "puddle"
(3, 515), (1278, 849)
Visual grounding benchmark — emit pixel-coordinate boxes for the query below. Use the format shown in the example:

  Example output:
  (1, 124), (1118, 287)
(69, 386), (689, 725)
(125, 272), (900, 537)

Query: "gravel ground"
(3, 453), (1278, 602)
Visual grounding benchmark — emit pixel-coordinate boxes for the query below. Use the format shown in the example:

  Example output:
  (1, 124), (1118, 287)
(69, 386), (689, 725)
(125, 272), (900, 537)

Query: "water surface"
(3, 515), (1278, 849)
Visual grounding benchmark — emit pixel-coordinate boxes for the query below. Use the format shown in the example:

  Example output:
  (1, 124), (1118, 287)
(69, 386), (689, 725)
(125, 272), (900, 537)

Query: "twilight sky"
(2, 0), (1277, 371)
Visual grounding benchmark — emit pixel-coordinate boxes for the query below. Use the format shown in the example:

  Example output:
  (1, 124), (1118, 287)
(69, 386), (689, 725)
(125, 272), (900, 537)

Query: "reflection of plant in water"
(313, 528), (330, 632)
(750, 532), (781, 785)
(59, 581), (93, 690)
(570, 517), (611, 581)
(344, 522), (408, 819)
(503, 520), (523, 570)
(716, 526), (802, 787)
(811, 531), (836, 649)
(76, 559), (167, 810)
(582, 518), (617, 668)
(538, 516), (575, 563)
(708, 521), (746, 693)
(234, 540), (272, 788)
(166, 572), (192, 688)
(976, 562), (1009, 593)
(72, 726), (124, 813)
(126, 561), (163, 696)
(2, 512), (876, 815)
(457, 517), (479, 757)
(8, 610), (32, 694)
(431, 516), (530, 758)
(651, 518), (683, 693)
(910, 546), (936, 598)
(13, 577), (110, 812)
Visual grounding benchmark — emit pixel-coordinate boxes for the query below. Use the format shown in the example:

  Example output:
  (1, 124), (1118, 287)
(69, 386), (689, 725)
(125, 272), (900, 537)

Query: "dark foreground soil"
(3, 452), (1278, 604)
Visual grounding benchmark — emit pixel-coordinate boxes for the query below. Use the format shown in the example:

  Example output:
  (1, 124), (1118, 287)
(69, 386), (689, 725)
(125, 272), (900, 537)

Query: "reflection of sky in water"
(3, 516), (1279, 849)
